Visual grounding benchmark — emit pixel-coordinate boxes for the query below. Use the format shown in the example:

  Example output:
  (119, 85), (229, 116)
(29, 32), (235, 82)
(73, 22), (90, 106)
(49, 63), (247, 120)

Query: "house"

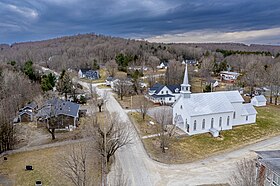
(105, 76), (115, 86)
(148, 83), (181, 105)
(173, 65), (257, 137)
(36, 98), (80, 130)
(256, 150), (280, 186)
(182, 59), (197, 65)
(157, 62), (168, 69)
(251, 95), (267, 107)
(18, 102), (38, 122)
(78, 69), (100, 80)
(220, 71), (240, 82)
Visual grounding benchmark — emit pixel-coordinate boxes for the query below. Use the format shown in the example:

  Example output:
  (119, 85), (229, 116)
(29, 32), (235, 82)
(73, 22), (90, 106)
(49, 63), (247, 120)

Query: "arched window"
(202, 119), (205, 129)
(211, 118), (214, 128)
(233, 112), (236, 119)
(227, 116), (230, 126)
(194, 120), (197, 131)
(246, 116), (248, 121)
(219, 117), (222, 127)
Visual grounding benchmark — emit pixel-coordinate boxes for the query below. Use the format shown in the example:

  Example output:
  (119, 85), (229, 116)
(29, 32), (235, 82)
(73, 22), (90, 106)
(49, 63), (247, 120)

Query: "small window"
(246, 116), (249, 121)
(219, 117), (222, 127)
(161, 91), (164, 94)
(233, 112), (236, 119)
(227, 116), (230, 126)
(166, 91), (168, 94)
(202, 119), (205, 129)
(211, 118), (214, 128)
(180, 105), (183, 109)
(194, 120), (197, 131)
(169, 98), (172, 101)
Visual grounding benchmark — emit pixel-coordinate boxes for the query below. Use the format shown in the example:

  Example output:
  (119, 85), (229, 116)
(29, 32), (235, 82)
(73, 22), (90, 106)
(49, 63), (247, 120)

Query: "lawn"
(115, 94), (155, 109)
(132, 105), (280, 164)
(0, 143), (101, 186)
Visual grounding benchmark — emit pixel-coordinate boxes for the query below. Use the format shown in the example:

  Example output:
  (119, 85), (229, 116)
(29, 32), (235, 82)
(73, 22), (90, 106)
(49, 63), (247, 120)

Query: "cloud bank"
(1, 0), (280, 44)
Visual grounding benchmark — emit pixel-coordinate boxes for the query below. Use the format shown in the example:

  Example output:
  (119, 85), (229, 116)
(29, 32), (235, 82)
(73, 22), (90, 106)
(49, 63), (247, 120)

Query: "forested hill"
(1, 33), (280, 71)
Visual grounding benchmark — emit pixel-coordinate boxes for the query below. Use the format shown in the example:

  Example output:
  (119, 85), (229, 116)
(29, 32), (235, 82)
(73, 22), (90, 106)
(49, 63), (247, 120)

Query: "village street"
(80, 81), (280, 186)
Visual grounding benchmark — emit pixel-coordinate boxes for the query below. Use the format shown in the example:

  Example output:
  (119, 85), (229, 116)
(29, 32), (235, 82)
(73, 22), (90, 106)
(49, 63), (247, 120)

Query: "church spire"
(180, 64), (191, 98)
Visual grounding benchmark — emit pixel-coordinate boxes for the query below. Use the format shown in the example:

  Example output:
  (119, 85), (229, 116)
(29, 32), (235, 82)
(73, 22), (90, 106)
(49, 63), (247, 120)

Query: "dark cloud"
(1, 0), (280, 44)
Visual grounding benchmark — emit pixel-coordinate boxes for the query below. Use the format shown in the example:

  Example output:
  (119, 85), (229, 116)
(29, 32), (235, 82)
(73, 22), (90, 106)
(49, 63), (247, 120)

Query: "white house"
(251, 95), (267, 107)
(157, 62), (168, 69)
(220, 71), (240, 82)
(173, 65), (257, 137)
(148, 83), (181, 105)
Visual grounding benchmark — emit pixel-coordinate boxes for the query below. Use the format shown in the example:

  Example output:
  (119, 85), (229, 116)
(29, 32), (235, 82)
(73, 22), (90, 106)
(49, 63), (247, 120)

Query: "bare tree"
(153, 108), (175, 153)
(105, 60), (118, 77)
(90, 85), (108, 112)
(114, 78), (133, 100)
(165, 60), (184, 85)
(229, 158), (259, 186)
(147, 56), (160, 72)
(59, 143), (90, 186)
(137, 96), (150, 120)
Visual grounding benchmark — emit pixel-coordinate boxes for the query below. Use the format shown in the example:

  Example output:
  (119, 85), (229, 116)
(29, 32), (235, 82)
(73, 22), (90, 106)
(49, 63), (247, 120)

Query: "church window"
(211, 118), (214, 128)
(233, 112), (236, 119)
(180, 105), (183, 109)
(246, 116), (248, 121)
(219, 117), (222, 127)
(202, 119), (205, 129)
(227, 116), (230, 126)
(194, 120), (197, 130)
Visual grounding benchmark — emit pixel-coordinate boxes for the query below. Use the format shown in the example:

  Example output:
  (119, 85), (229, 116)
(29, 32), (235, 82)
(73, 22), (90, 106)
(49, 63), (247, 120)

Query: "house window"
(233, 112), (236, 119)
(227, 116), (230, 126)
(202, 119), (205, 129)
(219, 117), (222, 127)
(211, 118), (214, 128)
(166, 91), (168, 94)
(246, 116), (249, 121)
(161, 91), (164, 94)
(194, 120), (197, 131)
(169, 98), (172, 101)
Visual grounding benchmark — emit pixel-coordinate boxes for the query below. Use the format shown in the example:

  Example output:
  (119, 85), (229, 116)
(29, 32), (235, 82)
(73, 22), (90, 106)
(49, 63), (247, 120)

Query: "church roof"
(214, 91), (244, 103)
(179, 91), (238, 117)
(242, 103), (257, 115)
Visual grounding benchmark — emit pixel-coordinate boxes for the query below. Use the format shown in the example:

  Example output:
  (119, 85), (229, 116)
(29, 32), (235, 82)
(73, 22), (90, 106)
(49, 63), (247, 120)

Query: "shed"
(251, 95), (267, 107)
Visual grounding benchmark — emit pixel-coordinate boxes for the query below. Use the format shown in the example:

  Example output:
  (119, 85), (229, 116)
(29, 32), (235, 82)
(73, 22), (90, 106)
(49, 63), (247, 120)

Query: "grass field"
(0, 143), (101, 186)
(131, 105), (280, 164)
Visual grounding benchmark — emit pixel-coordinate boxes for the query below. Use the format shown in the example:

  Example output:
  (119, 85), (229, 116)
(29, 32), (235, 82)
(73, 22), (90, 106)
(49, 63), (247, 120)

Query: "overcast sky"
(1, 0), (280, 44)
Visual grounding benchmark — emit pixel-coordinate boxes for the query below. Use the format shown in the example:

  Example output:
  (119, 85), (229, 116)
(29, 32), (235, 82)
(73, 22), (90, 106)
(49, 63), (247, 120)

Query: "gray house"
(78, 69), (100, 80)
(18, 101), (38, 122)
(36, 98), (80, 130)
(256, 150), (280, 186)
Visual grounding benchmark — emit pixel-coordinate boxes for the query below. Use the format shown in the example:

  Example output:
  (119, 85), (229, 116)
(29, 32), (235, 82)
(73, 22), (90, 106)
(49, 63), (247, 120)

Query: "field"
(0, 143), (101, 186)
(130, 105), (280, 164)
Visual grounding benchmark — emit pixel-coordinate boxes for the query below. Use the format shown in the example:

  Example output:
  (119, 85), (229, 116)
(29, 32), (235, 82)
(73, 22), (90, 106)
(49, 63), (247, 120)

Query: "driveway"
(77, 78), (280, 186)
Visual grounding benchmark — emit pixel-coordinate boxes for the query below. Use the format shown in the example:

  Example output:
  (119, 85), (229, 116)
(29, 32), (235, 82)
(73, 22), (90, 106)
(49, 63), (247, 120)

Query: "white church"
(173, 65), (257, 137)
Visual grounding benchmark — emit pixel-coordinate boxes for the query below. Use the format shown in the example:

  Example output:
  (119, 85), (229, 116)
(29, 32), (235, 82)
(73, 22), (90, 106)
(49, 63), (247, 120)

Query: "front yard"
(0, 143), (100, 186)
(130, 105), (280, 164)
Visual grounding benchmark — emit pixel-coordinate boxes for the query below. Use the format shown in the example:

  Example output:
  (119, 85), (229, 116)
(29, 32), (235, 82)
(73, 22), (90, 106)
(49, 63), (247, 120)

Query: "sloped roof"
(149, 83), (163, 92)
(36, 98), (80, 118)
(253, 95), (267, 102)
(256, 150), (280, 175)
(214, 91), (244, 103)
(242, 103), (257, 115)
(21, 101), (37, 110)
(151, 94), (175, 98)
(166, 85), (181, 93)
(180, 91), (235, 117)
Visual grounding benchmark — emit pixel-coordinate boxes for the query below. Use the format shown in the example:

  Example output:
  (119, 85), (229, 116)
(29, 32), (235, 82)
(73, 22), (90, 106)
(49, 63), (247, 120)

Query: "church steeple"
(181, 64), (191, 98)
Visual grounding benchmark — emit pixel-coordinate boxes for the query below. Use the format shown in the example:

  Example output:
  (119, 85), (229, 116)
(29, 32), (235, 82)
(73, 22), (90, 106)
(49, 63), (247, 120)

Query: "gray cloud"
(1, 0), (280, 44)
